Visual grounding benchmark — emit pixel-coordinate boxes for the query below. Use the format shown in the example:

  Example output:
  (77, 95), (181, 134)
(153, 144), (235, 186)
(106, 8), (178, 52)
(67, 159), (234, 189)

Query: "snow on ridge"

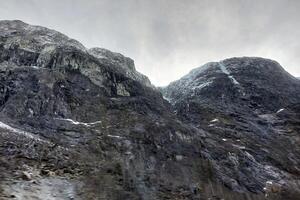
(218, 62), (240, 85)
(55, 118), (102, 126)
(0, 121), (48, 143)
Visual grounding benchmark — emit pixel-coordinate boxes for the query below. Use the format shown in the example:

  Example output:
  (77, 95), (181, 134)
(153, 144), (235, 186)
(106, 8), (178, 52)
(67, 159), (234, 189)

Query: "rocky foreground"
(0, 20), (299, 200)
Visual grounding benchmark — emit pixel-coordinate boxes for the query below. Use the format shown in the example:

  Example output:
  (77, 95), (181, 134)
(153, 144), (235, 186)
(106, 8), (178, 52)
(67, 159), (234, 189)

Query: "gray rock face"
(0, 20), (300, 200)
(0, 20), (152, 89)
(163, 58), (300, 111)
(162, 57), (300, 198)
(88, 48), (152, 87)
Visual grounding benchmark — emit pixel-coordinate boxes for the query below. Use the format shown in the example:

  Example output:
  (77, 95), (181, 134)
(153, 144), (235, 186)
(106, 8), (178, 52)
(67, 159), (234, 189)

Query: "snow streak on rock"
(55, 118), (102, 126)
(219, 62), (240, 85)
(107, 134), (123, 139)
(276, 108), (285, 114)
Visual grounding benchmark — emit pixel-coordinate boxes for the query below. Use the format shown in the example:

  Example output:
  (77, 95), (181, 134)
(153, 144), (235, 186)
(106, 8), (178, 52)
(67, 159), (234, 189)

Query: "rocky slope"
(0, 20), (299, 200)
(162, 58), (300, 199)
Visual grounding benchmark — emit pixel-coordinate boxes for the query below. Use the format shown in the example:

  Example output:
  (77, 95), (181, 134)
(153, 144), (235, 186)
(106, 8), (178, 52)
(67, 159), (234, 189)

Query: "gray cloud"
(1, 0), (300, 85)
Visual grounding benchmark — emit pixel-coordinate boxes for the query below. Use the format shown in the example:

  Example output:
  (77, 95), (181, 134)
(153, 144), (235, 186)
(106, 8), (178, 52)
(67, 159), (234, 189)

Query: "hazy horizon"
(1, 0), (300, 86)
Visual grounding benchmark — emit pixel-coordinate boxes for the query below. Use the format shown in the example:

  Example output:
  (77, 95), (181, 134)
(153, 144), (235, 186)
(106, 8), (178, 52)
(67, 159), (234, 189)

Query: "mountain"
(0, 20), (152, 88)
(163, 57), (300, 119)
(0, 20), (300, 200)
(162, 57), (300, 198)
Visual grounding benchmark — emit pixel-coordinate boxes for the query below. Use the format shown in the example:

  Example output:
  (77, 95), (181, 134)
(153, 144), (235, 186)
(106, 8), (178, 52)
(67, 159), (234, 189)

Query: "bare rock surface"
(162, 57), (300, 199)
(0, 20), (300, 200)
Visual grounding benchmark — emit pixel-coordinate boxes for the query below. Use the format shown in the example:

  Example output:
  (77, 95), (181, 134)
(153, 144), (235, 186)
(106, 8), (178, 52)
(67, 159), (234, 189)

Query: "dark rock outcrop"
(0, 20), (300, 200)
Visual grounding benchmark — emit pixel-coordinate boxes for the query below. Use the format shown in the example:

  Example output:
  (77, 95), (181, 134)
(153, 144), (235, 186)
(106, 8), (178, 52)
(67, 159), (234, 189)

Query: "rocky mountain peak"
(163, 57), (300, 113)
(88, 47), (135, 71)
(0, 20), (152, 88)
(161, 57), (300, 198)
(0, 20), (86, 52)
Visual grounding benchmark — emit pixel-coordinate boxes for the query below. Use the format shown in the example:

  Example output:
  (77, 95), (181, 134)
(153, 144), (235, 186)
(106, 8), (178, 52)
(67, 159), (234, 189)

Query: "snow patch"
(28, 108), (34, 115)
(266, 181), (273, 185)
(30, 65), (39, 69)
(222, 138), (227, 141)
(175, 155), (183, 161)
(219, 62), (240, 85)
(107, 134), (123, 139)
(210, 118), (219, 123)
(232, 144), (246, 150)
(55, 118), (102, 126)
(163, 96), (172, 103)
(276, 108), (285, 114)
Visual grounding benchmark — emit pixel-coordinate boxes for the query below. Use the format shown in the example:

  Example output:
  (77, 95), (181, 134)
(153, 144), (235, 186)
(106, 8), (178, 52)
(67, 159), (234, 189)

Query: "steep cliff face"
(162, 57), (300, 198)
(0, 20), (152, 89)
(0, 20), (300, 200)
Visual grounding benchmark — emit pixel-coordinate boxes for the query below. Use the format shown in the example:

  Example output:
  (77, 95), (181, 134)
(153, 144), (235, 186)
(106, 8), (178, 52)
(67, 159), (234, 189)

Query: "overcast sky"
(1, 0), (299, 86)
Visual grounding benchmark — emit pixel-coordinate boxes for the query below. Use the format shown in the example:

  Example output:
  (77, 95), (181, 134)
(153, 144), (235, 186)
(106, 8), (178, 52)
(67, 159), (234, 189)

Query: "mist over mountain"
(0, 20), (300, 200)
